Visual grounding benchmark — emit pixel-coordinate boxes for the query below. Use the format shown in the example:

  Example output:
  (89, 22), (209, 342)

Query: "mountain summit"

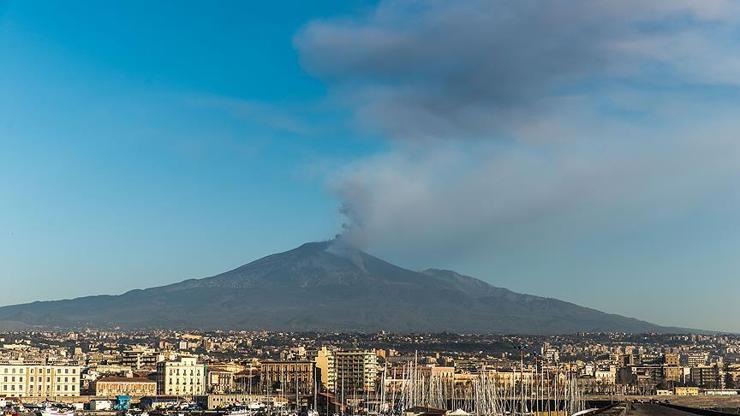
(0, 240), (671, 334)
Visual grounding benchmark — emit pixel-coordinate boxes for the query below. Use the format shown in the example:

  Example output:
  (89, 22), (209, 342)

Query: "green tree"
(724, 371), (735, 389)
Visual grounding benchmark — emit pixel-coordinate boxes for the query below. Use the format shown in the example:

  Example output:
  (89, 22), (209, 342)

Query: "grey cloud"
(297, 0), (740, 140)
(295, 0), (740, 243)
(332, 116), (740, 257)
(295, 0), (740, 330)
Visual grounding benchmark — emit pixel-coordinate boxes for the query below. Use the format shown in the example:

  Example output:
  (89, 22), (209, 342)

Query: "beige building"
(486, 369), (537, 384)
(594, 366), (616, 384)
(335, 350), (378, 393)
(417, 366), (454, 380)
(208, 368), (235, 393)
(156, 356), (206, 396)
(663, 366), (683, 383)
(0, 363), (81, 398)
(234, 367), (259, 393)
(260, 361), (315, 396)
(314, 349), (379, 393)
(664, 353), (680, 367)
(315, 347), (336, 391)
(675, 386), (700, 396)
(93, 376), (157, 397)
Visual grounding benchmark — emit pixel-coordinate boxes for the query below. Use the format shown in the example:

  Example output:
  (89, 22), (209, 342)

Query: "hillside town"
(0, 331), (739, 413)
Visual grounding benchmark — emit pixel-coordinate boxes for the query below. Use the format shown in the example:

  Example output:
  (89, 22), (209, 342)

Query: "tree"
(724, 373), (735, 389)
(724, 367), (735, 389)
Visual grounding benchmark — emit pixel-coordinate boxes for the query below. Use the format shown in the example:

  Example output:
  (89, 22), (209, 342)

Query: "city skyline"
(3, 1), (740, 333)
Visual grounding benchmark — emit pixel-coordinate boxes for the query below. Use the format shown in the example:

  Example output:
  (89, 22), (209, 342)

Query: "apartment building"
(156, 356), (207, 396)
(663, 366), (683, 383)
(315, 347), (336, 391)
(687, 352), (708, 367)
(0, 363), (81, 398)
(121, 346), (160, 370)
(335, 350), (378, 393)
(689, 365), (721, 388)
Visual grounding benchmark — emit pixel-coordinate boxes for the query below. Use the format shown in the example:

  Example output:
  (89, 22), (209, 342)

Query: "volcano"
(0, 240), (677, 334)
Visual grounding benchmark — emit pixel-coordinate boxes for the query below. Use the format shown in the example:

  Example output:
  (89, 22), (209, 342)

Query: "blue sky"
(0, 0), (377, 302)
(2, 1), (740, 332)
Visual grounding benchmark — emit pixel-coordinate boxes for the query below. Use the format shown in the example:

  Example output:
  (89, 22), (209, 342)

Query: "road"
(627, 402), (708, 415)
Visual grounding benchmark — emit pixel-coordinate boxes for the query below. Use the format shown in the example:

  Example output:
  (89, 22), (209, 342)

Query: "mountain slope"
(0, 240), (674, 334)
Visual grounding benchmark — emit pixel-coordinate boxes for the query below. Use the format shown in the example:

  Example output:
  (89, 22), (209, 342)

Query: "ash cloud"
(295, 0), (740, 269)
(297, 0), (740, 140)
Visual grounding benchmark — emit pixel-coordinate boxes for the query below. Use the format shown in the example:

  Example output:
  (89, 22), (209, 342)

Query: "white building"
(0, 363), (81, 398)
(122, 345), (161, 370)
(156, 356), (206, 396)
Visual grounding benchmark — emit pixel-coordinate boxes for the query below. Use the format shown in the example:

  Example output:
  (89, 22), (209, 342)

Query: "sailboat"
(307, 368), (320, 416)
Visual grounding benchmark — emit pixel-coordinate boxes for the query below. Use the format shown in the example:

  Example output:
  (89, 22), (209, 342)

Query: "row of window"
(1, 384), (76, 391)
(264, 365), (313, 371)
(168, 369), (202, 376)
(166, 386), (205, 393)
(0, 368), (77, 374)
(2, 376), (76, 383)
(167, 379), (203, 385)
